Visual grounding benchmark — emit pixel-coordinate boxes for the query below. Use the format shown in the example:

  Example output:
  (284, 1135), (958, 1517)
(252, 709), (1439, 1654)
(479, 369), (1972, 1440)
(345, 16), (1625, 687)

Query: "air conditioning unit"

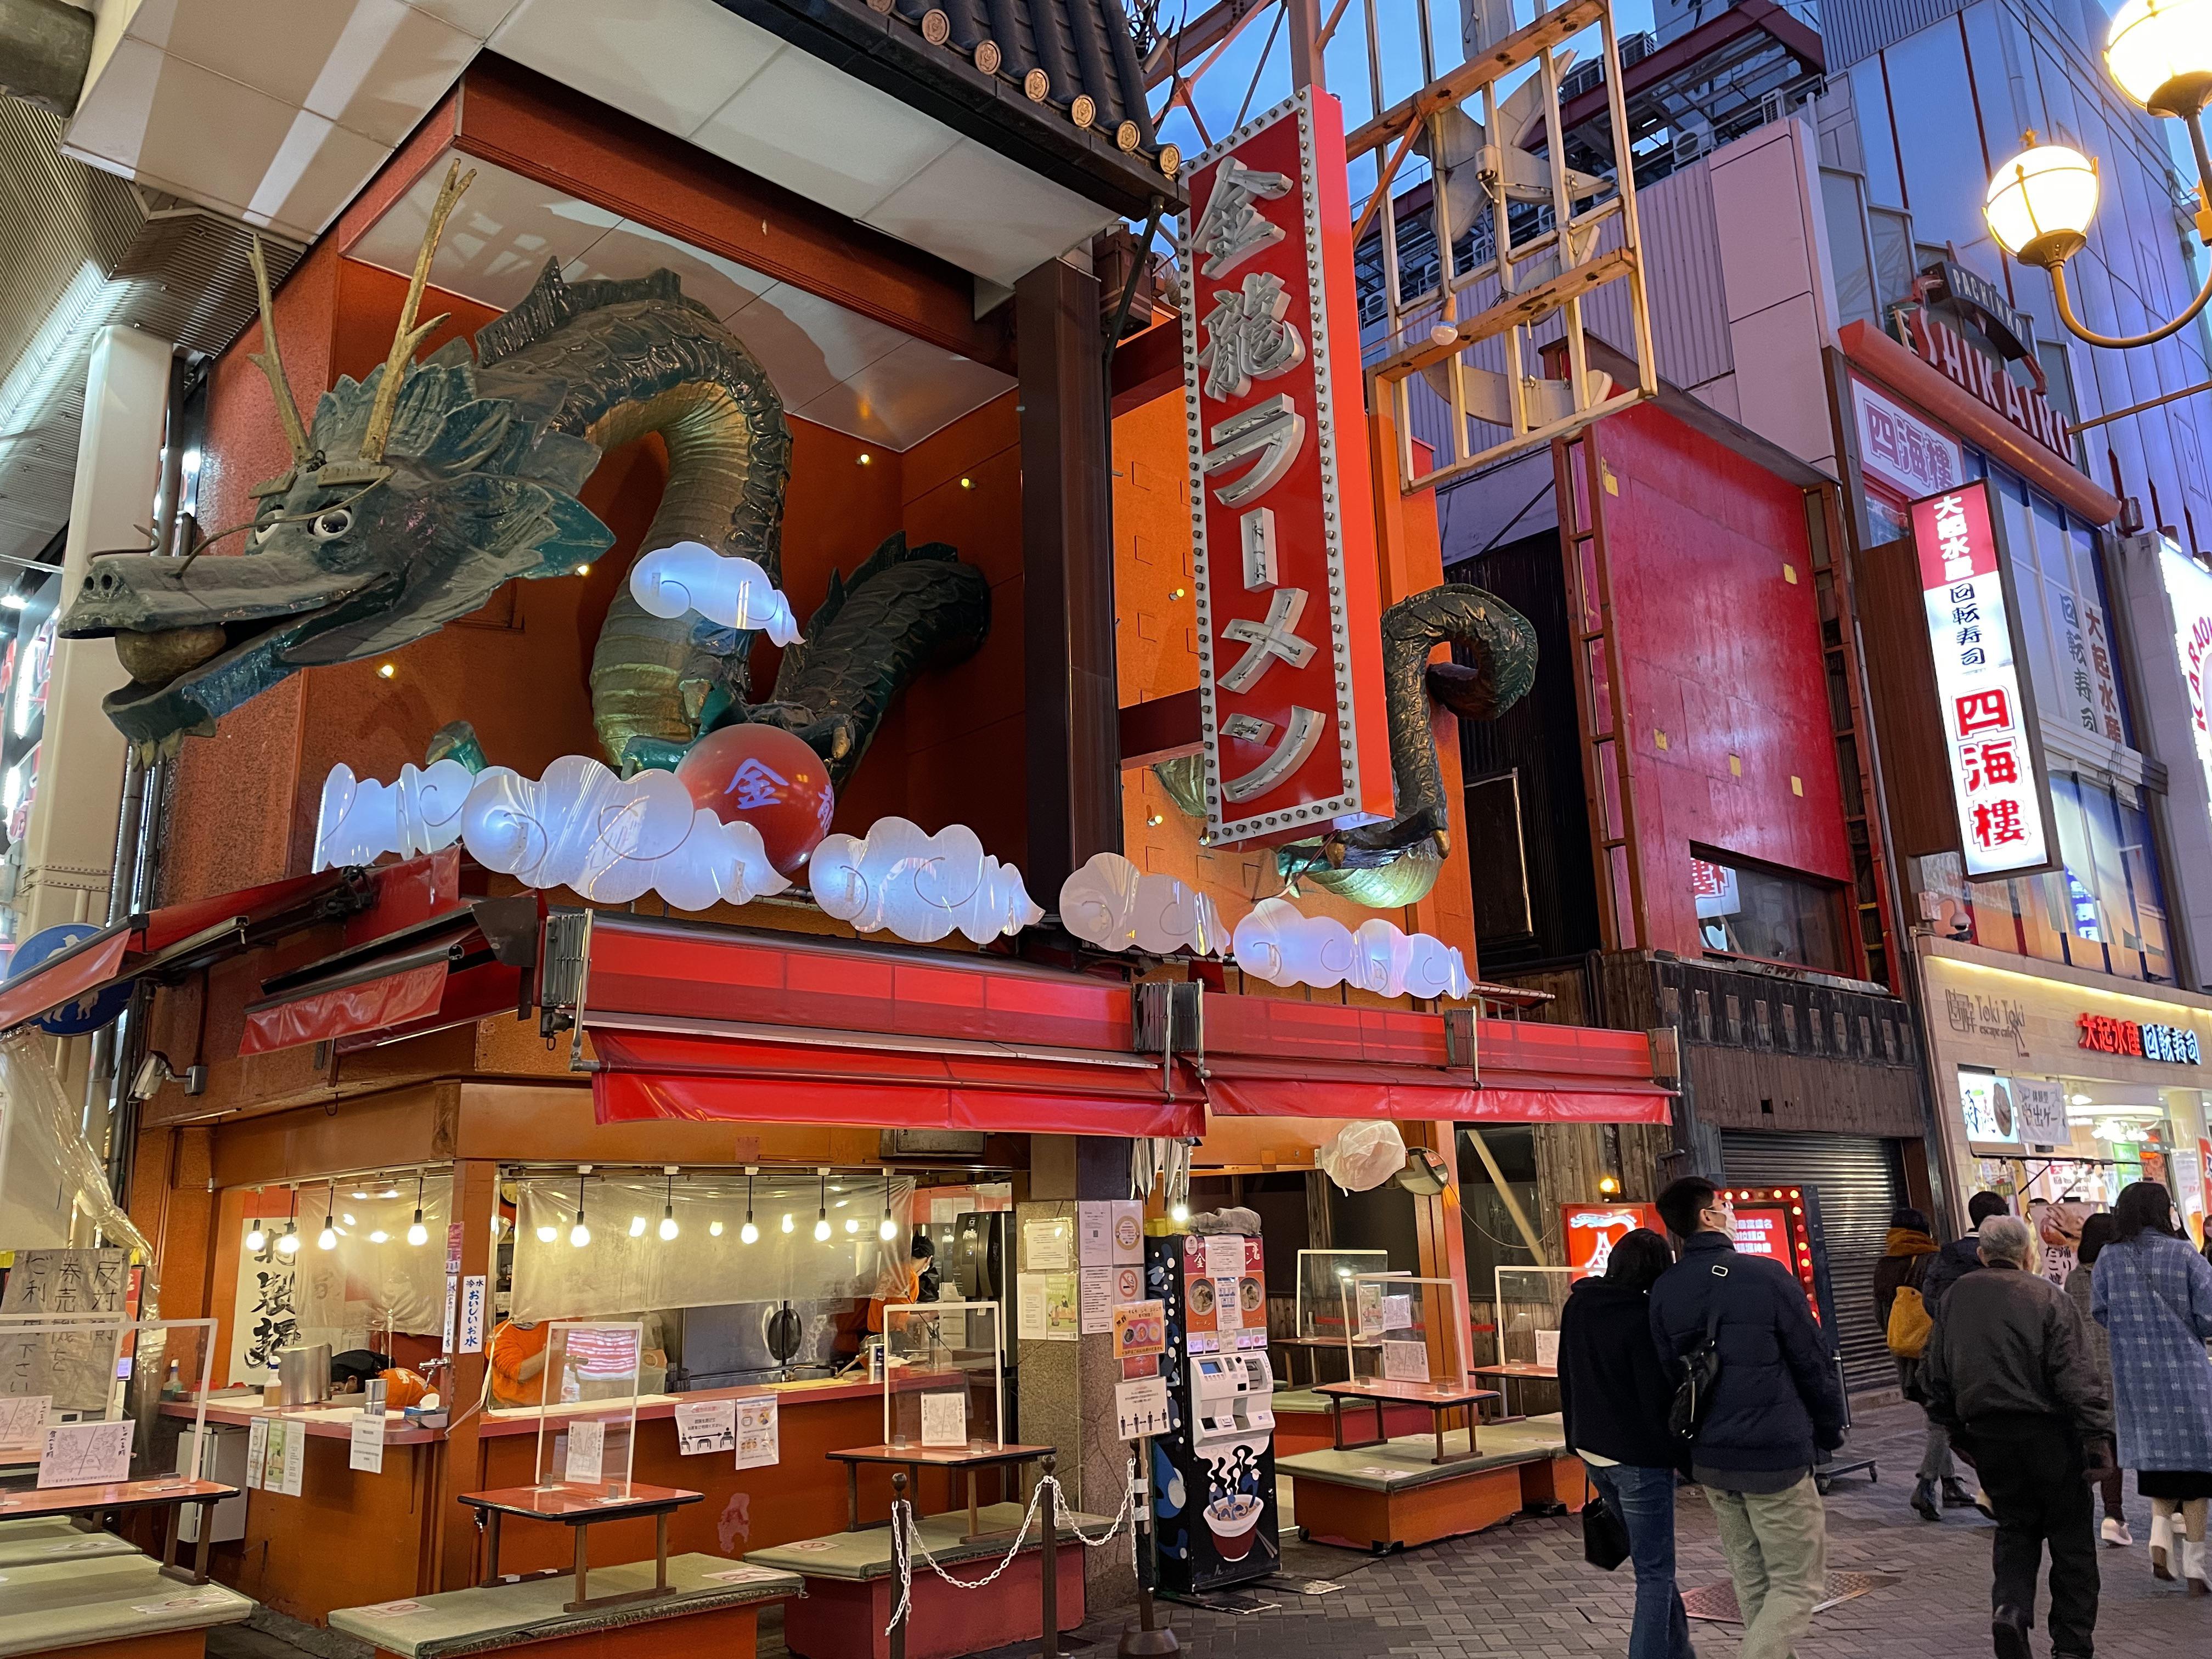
(1669, 129), (1703, 166)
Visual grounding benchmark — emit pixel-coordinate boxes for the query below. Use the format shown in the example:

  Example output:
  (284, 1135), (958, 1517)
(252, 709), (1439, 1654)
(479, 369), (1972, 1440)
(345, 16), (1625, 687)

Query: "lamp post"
(1985, 0), (2212, 349)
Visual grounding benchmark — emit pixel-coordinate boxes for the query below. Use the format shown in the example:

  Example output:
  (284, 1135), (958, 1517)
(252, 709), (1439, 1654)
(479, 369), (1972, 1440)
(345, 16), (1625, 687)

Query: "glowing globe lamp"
(1985, 144), (2100, 268)
(674, 724), (836, 877)
(2107, 0), (2212, 116)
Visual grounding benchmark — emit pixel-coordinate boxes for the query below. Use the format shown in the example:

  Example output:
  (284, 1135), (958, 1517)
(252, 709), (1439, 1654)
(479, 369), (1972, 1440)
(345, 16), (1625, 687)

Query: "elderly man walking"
(1921, 1214), (2115, 1659)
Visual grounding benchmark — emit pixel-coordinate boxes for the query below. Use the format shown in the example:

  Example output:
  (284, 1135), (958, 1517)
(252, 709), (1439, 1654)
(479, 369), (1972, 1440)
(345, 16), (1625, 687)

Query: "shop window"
(1454, 1126), (1541, 1320)
(1822, 170), (1878, 331)
(2115, 792), (2174, 982)
(1689, 849), (1848, 973)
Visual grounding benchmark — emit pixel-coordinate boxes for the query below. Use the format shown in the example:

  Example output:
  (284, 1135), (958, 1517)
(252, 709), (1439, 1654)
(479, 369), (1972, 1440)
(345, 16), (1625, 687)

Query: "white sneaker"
(2186, 1538), (2209, 1596)
(2102, 1517), (2134, 1547)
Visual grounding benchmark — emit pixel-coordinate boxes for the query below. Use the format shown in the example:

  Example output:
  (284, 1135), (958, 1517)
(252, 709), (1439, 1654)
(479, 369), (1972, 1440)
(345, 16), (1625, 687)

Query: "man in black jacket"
(1920, 1215), (2113, 1659)
(1920, 1189), (2012, 1311)
(1651, 1176), (1846, 1659)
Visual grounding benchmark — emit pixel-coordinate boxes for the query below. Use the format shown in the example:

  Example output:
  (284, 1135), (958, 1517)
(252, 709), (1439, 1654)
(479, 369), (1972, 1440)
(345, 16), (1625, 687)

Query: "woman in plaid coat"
(2092, 1181), (2212, 1594)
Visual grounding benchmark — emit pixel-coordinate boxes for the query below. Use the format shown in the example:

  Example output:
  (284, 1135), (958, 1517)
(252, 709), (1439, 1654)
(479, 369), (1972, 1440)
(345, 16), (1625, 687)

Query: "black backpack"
(1668, 1266), (1729, 1441)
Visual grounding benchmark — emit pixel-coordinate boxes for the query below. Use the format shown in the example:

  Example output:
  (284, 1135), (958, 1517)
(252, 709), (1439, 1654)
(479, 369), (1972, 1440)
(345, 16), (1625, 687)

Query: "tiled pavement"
(973, 1400), (2211, 1658)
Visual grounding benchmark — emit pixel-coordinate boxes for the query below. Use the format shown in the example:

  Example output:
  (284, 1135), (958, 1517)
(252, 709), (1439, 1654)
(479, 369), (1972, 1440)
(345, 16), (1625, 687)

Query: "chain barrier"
(882, 1458), (1143, 1637)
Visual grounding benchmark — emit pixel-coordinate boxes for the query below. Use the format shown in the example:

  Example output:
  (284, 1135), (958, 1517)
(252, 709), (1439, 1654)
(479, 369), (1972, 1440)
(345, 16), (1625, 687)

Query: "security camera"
(129, 1053), (174, 1101)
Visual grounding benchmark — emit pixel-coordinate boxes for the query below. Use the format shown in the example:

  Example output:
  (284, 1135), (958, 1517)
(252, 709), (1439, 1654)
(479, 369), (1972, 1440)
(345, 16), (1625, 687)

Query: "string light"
(741, 1167), (759, 1245)
(317, 1180), (337, 1251)
(814, 1167), (832, 1242)
(276, 1190), (301, 1255)
(570, 1170), (591, 1248)
(407, 1171), (429, 1247)
(659, 1167), (680, 1241)
(878, 1180), (896, 1243)
(245, 1193), (268, 1254)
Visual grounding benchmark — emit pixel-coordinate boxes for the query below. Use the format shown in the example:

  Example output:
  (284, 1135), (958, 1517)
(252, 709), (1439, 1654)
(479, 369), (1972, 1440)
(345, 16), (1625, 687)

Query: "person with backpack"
(1560, 1228), (1695, 1659)
(2065, 1211), (2129, 1547)
(2091, 1180), (2212, 1594)
(1922, 1190), (2015, 1310)
(1650, 1177), (1846, 1659)
(1876, 1205), (1974, 1521)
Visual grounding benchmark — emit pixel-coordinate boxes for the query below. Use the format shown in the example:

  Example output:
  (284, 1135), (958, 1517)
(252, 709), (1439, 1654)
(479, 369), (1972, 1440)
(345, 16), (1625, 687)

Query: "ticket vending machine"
(1146, 1232), (1279, 1594)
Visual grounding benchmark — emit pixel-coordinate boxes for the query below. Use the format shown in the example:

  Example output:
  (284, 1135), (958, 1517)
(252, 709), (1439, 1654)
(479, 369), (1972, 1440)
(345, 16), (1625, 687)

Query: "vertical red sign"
(1178, 88), (1392, 845)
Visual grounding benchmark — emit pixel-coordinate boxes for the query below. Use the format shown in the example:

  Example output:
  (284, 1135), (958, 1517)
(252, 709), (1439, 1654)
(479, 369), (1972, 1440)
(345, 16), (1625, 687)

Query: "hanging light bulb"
(781, 1213), (794, 1234)
(316, 1180), (338, 1250)
(245, 1197), (268, 1253)
(406, 1171), (430, 1247)
(741, 1168), (759, 1244)
(1170, 1199), (1190, 1224)
(709, 1220), (724, 1237)
(659, 1168), (680, 1241)
(570, 1170), (590, 1248)
(537, 1224), (558, 1244)
(271, 1188), (299, 1254)
(814, 1168), (832, 1241)
(629, 1215), (647, 1238)
(878, 1180), (897, 1242)
(369, 1229), (390, 1244)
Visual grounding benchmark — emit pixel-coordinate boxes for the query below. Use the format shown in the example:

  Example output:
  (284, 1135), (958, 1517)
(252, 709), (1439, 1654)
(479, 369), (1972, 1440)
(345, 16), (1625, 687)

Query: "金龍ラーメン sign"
(1910, 482), (2055, 878)
(2078, 1012), (2202, 1064)
(1178, 89), (1392, 844)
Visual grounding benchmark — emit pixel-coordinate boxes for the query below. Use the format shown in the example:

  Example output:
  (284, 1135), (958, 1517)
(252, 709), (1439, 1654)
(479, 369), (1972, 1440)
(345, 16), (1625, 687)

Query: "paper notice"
(459, 1276), (487, 1355)
(1203, 1234), (1244, 1279)
(566, 1419), (605, 1484)
(1212, 1276), (1243, 1331)
(0, 1395), (49, 1454)
(919, 1390), (967, 1448)
(1043, 1273), (1080, 1338)
(1113, 1375), (1170, 1441)
(1024, 1219), (1072, 1272)
(735, 1395), (778, 1469)
(442, 1274), (457, 1355)
(1381, 1340), (1431, 1384)
(675, 1398), (737, 1456)
(1017, 1273), (1049, 1340)
(1381, 1294), (1413, 1331)
(245, 1419), (268, 1490)
(37, 1419), (133, 1489)
(1110, 1201), (1144, 1265)
(1077, 1201), (1113, 1266)
(1112, 1300), (1166, 1361)
(348, 1413), (385, 1475)
(1079, 1267), (1116, 1334)
(274, 1420), (305, 1497)
(1534, 1329), (1561, 1370)
(1356, 1282), (1384, 1338)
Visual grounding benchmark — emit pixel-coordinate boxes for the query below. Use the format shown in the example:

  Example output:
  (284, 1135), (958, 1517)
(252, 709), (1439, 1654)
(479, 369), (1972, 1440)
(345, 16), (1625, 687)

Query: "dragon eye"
(311, 508), (353, 541)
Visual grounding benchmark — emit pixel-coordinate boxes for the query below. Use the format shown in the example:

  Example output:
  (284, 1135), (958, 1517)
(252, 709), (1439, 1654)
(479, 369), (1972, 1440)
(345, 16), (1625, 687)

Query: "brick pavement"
(976, 1401), (2210, 1659)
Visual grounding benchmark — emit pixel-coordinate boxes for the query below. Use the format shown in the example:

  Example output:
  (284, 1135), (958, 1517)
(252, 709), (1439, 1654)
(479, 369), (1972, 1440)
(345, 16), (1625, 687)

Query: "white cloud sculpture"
(810, 817), (1042, 945)
(461, 757), (790, 910)
(311, 756), (788, 911)
(628, 541), (802, 645)
(1231, 898), (1475, 1001)
(314, 760), (473, 870)
(1058, 852), (1226, 957)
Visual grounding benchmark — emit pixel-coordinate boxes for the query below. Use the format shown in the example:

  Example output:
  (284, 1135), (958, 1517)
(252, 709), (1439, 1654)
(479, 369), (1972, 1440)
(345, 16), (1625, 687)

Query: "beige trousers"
(1703, 1473), (1828, 1659)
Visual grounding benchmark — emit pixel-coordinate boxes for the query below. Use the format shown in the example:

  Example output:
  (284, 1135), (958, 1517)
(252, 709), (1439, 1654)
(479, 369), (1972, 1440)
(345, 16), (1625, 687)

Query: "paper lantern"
(675, 724), (836, 876)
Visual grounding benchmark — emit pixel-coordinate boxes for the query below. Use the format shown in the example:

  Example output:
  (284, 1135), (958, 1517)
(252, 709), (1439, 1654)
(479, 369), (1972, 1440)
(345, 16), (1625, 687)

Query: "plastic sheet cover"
(509, 1171), (915, 1324)
(0, 1032), (154, 1272)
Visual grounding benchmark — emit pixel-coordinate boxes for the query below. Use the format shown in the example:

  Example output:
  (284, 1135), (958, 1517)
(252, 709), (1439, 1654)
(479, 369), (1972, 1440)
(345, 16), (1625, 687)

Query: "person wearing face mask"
(1650, 1177), (1845, 1659)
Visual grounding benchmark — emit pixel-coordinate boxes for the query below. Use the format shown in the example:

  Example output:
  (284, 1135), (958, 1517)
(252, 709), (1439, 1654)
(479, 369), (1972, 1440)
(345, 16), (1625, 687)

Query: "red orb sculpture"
(674, 724), (836, 876)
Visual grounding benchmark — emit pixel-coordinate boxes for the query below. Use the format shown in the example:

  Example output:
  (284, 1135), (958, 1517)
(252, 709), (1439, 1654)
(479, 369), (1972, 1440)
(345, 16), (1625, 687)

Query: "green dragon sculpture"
(59, 164), (988, 782)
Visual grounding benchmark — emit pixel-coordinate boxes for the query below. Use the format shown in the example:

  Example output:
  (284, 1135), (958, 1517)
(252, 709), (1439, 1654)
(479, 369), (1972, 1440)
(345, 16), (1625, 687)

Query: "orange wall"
(164, 255), (1026, 910)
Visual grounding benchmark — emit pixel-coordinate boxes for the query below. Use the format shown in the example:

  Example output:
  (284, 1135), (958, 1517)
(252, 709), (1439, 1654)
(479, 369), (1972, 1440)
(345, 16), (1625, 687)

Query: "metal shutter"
(1720, 1131), (1907, 1393)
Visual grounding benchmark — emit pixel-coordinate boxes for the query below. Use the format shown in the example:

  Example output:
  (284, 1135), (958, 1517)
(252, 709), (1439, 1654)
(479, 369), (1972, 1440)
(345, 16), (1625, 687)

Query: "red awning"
(590, 1028), (1204, 1138)
(241, 958), (452, 1056)
(1197, 1055), (1672, 1123)
(0, 931), (133, 1035)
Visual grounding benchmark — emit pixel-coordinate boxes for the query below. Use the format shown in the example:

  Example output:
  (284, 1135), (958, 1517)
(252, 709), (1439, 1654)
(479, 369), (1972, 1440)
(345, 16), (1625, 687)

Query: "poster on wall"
(1908, 482), (2058, 878)
(1562, 1204), (1666, 1278)
(1959, 1068), (2021, 1146)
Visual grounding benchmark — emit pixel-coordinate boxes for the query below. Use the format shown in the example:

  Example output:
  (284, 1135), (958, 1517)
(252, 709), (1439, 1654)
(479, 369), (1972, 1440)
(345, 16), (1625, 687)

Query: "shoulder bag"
(1668, 1267), (1728, 1441)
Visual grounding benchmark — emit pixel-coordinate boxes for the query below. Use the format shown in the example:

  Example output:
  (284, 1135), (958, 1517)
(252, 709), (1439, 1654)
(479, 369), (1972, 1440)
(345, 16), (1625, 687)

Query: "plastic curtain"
(0, 1031), (155, 1273)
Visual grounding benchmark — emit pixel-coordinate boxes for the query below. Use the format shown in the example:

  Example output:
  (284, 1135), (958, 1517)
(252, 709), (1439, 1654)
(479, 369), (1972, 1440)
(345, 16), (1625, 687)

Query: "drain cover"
(1682, 1570), (1898, 1623)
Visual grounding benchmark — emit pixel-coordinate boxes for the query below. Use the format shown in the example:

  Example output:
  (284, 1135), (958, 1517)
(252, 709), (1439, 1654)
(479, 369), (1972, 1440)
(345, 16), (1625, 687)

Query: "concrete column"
(14, 324), (164, 940)
(1017, 1135), (1136, 1606)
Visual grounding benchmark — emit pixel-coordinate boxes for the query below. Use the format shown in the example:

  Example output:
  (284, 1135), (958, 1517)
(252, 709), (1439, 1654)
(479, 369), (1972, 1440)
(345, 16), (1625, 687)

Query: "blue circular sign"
(9, 923), (131, 1036)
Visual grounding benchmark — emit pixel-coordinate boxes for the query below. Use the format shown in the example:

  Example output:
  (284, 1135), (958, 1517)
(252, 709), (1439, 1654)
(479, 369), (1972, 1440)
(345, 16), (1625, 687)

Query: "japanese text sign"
(2163, 539), (2212, 807)
(1561, 1204), (1664, 1279)
(1909, 482), (2055, 878)
(1852, 376), (1962, 500)
(1178, 89), (1392, 844)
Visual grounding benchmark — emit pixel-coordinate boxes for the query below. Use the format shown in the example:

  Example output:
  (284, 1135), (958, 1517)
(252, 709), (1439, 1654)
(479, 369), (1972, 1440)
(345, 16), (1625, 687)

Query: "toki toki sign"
(1909, 481), (2058, 878)
(1177, 88), (1392, 845)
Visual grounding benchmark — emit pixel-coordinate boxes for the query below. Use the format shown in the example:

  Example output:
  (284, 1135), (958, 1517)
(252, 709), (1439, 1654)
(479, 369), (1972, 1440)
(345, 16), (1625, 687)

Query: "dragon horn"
(358, 158), (475, 465)
(246, 237), (312, 469)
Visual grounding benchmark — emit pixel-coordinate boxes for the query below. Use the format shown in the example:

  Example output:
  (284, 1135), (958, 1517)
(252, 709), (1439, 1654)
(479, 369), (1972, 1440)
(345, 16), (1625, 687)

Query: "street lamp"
(1985, 0), (2212, 347)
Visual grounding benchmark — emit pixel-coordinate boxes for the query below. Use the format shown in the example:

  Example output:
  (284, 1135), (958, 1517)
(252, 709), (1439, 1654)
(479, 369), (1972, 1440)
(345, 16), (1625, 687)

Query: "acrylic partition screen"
(1341, 1276), (1469, 1392)
(0, 1317), (215, 1500)
(532, 1321), (642, 1498)
(882, 1302), (1002, 1453)
(1294, 1250), (1390, 1344)
(1493, 1266), (1576, 1367)
(509, 1172), (914, 1324)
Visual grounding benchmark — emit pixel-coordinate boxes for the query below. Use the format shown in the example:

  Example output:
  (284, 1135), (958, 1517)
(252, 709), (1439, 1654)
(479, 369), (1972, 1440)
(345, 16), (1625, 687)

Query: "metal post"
(1119, 1437), (1179, 1654)
(1039, 1453), (1059, 1659)
(1287, 0), (1323, 91)
(889, 1471), (909, 1659)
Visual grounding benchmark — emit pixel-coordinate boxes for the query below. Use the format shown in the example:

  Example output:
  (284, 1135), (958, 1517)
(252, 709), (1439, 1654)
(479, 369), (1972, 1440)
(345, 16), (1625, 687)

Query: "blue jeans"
(1586, 1461), (1695, 1659)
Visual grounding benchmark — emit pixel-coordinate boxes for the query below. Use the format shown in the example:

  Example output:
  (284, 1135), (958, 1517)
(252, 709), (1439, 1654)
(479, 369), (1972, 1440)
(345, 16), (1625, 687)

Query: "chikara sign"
(1178, 88), (1392, 844)
(1900, 308), (2073, 464)
(1909, 482), (2057, 878)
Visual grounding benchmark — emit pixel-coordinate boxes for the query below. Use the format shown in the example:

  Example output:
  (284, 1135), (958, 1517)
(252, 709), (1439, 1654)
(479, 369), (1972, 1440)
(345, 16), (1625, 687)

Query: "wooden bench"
(1278, 1413), (1587, 1553)
(328, 1554), (803, 1659)
(0, 1552), (252, 1659)
(742, 1499), (1101, 1659)
(0, 1521), (142, 1571)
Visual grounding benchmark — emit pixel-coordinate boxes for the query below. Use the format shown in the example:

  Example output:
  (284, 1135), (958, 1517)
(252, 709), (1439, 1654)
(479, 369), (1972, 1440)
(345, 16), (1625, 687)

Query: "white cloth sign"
(675, 1399), (737, 1455)
(37, 1420), (132, 1488)
(735, 1395), (778, 1470)
(566, 1419), (605, 1484)
(2011, 1078), (2067, 1144)
(348, 1413), (385, 1474)
(459, 1277), (487, 1355)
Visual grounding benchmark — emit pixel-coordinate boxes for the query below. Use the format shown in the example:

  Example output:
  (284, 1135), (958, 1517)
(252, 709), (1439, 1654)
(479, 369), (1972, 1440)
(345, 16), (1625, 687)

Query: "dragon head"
(60, 164), (611, 752)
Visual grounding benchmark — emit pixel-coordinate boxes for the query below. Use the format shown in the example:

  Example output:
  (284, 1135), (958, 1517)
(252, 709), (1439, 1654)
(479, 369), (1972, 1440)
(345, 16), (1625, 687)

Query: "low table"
(1315, 1380), (1500, 1465)
(457, 1483), (702, 1613)
(0, 1479), (236, 1585)
(826, 1443), (1052, 1542)
(1470, 1362), (1556, 1419)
